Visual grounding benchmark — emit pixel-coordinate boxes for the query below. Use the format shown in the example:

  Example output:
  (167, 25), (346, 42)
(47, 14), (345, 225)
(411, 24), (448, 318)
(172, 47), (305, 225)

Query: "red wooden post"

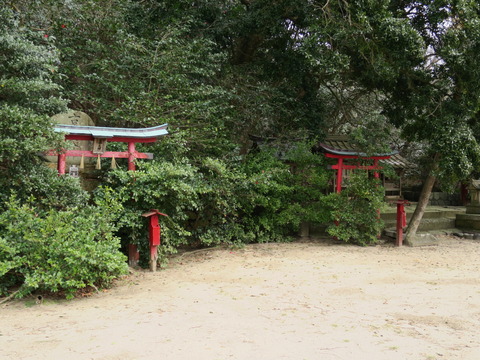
(373, 159), (380, 179)
(396, 200), (409, 246)
(336, 158), (343, 193)
(128, 142), (136, 171)
(57, 152), (67, 175)
(142, 210), (168, 272)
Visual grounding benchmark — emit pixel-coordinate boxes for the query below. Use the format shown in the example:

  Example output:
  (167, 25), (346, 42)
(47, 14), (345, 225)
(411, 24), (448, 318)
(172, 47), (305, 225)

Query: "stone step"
(309, 218), (456, 237)
(382, 229), (458, 246)
(380, 207), (465, 221)
(456, 213), (480, 231)
(383, 217), (457, 232)
(306, 207), (466, 237)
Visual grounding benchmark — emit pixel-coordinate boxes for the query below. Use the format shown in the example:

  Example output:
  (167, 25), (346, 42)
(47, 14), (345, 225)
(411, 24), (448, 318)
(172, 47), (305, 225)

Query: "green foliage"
(0, 6), (81, 211)
(0, 165), (89, 212)
(283, 141), (331, 224)
(431, 118), (480, 191)
(96, 138), (329, 264)
(27, 0), (327, 154)
(0, 8), (66, 172)
(0, 106), (61, 164)
(303, 0), (480, 186)
(241, 142), (330, 236)
(5, 0), (480, 283)
(0, 9), (66, 115)
(237, 150), (297, 243)
(323, 172), (385, 246)
(0, 193), (128, 299)
(0, 6), (122, 299)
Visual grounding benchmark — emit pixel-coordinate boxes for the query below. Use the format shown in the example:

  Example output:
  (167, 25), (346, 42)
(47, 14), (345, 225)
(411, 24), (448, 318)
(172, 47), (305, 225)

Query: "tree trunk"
(404, 154), (439, 245)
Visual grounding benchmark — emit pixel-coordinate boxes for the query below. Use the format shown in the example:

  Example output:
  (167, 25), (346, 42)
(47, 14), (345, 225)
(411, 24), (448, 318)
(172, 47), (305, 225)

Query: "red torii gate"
(48, 123), (169, 266)
(319, 136), (397, 193)
(325, 152), (390, 193)
(49, 123), (168, 174)
(319, 136), (413, 246)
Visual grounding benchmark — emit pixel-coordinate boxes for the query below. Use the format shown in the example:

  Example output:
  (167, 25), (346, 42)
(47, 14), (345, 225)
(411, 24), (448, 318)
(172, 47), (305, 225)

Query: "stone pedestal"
(456, 180), (480, 231)
(465, 205), (480, 214)
(404, 233), (439, 247)
(455, 214), (480, 230)
(299, 221), (310, 238)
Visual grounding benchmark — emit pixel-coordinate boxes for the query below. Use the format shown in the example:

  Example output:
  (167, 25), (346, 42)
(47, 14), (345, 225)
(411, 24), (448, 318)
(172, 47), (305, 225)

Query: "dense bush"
(0, 9), (66, 177)
(0, 165), (89, 212)
(96, 138), (329, 265)
(0, 192), (128, 299)
(323, 172), (385, 246)
(238, 143), (329, 242)
(0, 9), (129, 299)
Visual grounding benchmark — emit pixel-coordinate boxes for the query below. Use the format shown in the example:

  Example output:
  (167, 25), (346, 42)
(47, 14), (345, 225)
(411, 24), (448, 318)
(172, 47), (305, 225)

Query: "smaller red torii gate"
(325, 153), (389, 193)
(48, 123), (168, 174)
(319, 136), (397, 193)
(319, 136), (412, 246)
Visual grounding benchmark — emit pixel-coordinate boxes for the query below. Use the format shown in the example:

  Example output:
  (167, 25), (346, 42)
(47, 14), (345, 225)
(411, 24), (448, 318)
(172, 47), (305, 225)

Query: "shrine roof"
(319, 135), (398, 157)
(384, 153), (412, 168)
(319, 135), (411, 168)
(54, 123), (168, 139)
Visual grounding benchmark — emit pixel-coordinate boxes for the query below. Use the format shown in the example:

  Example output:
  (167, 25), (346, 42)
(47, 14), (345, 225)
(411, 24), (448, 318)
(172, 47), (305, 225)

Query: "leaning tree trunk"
(404, 153), (440, 245)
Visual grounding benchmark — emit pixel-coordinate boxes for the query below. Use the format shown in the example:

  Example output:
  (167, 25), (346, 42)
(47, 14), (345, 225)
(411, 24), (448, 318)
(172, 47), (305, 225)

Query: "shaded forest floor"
(2, 237), (480, 360)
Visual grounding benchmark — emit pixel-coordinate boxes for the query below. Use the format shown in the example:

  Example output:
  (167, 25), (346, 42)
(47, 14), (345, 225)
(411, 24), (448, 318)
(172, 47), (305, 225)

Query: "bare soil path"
(1, 237), (480, 360)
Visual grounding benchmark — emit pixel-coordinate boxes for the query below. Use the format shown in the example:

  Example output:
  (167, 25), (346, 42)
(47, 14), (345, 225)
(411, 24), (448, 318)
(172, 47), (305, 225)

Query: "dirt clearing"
(1, 237), (480, 360)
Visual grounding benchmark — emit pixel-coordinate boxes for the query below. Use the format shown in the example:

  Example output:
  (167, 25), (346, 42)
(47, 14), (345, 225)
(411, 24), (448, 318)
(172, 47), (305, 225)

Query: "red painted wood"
(395, 200), (409, 246)
(141, 210), (168, 271)
(331, 164), (383, 170)
(336, 158), (343, 193)
(47, 149), (152, 159)
(128, 142), (136, 171)
(55, 129), (164, 268)
(57, 153), (66, 175)
(149, 215), (160, 246)
(142, 210), (167, 217)
(329, 155), (385, 193)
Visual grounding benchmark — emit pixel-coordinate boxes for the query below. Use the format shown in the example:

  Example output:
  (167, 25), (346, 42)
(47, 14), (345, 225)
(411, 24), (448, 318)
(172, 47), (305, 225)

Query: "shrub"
(238, 149), (301, 243)
(98, 157), (252, 266)
(0, 165), (89, 212)
(0, 192), (128, 299)
(97, 138), (331, 266)
(323, 172), (385, 246)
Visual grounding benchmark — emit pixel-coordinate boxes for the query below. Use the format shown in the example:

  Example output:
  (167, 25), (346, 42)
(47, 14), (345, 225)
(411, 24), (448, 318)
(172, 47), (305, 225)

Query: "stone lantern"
(69, 164), (79, 178)
(466, 180), (480, 214)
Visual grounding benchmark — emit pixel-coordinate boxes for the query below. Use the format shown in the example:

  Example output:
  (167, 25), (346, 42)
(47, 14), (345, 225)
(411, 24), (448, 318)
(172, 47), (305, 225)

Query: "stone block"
(45, 111), (95, 166)
(405, 233), (439, 247)
(456, 214), (480, 230)
(466, 205), (480, 214)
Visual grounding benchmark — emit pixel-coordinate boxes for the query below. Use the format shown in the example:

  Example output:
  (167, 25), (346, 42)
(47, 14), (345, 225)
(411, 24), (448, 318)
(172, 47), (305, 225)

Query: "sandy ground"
(1, 236), (480, 360)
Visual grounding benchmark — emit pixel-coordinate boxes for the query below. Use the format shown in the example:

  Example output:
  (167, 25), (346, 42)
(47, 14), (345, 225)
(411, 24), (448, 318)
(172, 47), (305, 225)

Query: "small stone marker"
(404, 233), (439, 247)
